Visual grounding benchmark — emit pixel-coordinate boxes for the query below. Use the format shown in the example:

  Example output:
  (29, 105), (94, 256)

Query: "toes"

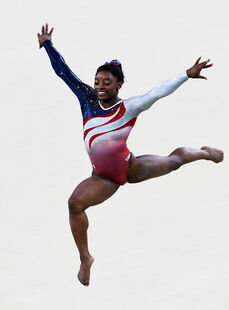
(81, 279), (89, 286)
(82, 278), (89, 286)
(78, 274), (89, 286)
(201, 146), (224, 163)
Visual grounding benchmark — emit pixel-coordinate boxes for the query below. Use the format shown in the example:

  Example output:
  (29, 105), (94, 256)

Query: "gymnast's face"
(94, 71), (122, 101)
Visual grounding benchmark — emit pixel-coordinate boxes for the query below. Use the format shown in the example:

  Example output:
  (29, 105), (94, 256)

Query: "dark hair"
(96, 60), (125, 83)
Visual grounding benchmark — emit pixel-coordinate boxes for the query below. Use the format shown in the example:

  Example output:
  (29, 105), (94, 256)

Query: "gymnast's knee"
(169, 147), (188, 170)
(169, 155), (185, 171)
(68, 195), (85, 216)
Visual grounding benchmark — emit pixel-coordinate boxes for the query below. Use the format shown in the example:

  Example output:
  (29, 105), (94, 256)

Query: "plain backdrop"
(1, 0), (229, 309)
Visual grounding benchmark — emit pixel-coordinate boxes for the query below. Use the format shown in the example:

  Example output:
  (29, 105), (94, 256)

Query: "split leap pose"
(37, 24), (224, 286)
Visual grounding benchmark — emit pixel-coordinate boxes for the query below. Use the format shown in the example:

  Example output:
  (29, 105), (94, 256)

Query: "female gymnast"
(37, 24), (224, 286)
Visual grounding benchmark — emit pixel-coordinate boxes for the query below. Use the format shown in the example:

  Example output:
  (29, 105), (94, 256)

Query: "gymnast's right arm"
(37, 23), (96, 104)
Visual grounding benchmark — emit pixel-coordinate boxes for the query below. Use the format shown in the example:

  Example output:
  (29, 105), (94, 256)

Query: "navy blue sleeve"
(43, 40), (98, 113)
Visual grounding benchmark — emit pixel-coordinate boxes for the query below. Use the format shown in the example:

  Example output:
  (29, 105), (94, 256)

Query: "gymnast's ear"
(117, 81), (123, 91)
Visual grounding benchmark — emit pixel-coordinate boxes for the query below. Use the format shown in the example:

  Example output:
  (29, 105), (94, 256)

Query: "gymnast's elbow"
(53, 66), (65, 77)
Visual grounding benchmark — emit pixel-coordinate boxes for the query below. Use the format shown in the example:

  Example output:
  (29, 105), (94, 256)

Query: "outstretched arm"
(125, 57), (213, 117)
(37, 23), (97, 105)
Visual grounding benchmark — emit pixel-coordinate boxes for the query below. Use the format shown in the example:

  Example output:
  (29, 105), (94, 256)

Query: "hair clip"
(105, 60), (120, 66)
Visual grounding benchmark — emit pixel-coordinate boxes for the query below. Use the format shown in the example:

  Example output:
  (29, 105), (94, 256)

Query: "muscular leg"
(127, 146), (224, 183)
(68, 173), (119, 286)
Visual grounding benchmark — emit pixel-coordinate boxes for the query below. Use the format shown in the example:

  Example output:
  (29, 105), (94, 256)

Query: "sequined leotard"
(43, 40), (189, 185)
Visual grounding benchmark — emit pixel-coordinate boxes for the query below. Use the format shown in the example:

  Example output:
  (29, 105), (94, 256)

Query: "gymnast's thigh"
(69, 173), (120, 208)
(127, 153), (173, 183)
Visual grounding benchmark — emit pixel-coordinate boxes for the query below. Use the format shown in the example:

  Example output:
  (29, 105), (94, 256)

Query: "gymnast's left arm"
(125, 57), (213, 117)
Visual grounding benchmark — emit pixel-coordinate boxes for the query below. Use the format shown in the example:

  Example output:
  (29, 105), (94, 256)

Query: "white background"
(1, 0), (229, 309)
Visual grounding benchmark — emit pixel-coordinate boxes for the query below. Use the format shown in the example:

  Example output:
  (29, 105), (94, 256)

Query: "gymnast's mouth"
(97, 91), (107, 96)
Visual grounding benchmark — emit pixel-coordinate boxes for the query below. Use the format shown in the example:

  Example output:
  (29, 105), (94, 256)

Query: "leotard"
(43, 40), (189, 185)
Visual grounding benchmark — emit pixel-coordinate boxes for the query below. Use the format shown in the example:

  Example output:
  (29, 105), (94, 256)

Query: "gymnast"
(37, 23), (224, 286)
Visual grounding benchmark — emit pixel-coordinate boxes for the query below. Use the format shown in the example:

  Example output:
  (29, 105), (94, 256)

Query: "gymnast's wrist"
(42, 39), (52, 47)
(186, 69), (192, 78)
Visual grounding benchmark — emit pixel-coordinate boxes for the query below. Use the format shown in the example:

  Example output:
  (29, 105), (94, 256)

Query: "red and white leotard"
(83, 99), (136, 184)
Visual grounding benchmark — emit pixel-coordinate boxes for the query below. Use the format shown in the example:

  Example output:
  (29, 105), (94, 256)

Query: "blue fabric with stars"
(43, 40), (118, 120)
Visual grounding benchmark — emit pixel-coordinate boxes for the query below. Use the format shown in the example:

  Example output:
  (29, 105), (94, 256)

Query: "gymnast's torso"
(83, 99), (137, 185)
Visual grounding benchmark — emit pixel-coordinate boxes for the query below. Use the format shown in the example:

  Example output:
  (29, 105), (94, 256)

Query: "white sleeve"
(124, 71), (189, 117)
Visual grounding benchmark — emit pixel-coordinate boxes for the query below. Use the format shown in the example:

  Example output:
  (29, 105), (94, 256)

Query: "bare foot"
(78, 256), (94, 286)
(201, 146), (224, 163)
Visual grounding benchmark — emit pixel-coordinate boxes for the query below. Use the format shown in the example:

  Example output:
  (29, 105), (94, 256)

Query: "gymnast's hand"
(37, 23), (54, 48)
(186, 57), (213, 80)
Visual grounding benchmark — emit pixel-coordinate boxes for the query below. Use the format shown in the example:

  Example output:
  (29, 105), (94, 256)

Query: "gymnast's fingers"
(203, 63), (213, 68)
(199, 74), (207, 80)
(49, 27), (54, 35)
(195, 56), (202, 65)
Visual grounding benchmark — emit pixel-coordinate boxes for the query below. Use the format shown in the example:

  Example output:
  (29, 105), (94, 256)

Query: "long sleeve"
(43, 40), (97, 106)
(124, 71), (189, 117)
